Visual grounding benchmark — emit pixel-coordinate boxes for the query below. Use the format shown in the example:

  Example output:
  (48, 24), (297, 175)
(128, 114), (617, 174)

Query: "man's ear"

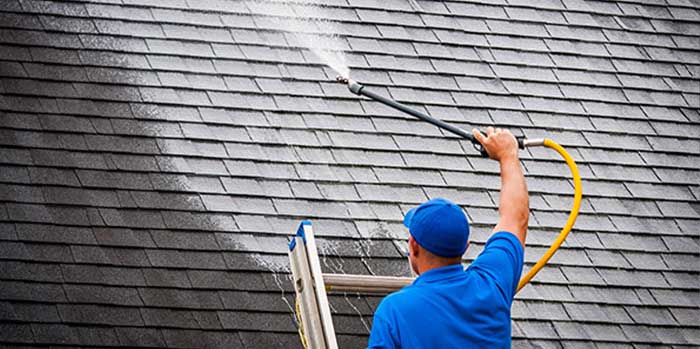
(409, 236), (420, 257)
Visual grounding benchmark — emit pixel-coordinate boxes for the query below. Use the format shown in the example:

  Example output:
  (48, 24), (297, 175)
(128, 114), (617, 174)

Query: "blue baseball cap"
(403, 198), (470, 257)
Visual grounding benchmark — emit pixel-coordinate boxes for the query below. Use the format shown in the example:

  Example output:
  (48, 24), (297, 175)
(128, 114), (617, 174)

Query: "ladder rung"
(322, 273), (414, 294)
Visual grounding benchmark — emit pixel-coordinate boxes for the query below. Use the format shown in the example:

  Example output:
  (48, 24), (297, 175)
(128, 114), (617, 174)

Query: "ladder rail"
(289, 235), (327, 349)
(301, 223), (339, 349)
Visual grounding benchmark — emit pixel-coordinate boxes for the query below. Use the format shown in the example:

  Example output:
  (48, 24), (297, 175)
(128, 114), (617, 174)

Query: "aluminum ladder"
(288, 221), (414, 348)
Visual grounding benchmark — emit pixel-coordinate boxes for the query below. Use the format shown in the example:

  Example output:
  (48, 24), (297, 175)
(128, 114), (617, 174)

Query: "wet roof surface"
(0, 0), (699, 347)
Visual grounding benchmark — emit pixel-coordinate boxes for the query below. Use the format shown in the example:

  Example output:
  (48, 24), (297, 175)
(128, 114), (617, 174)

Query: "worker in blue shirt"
(368, 127), (528, 348)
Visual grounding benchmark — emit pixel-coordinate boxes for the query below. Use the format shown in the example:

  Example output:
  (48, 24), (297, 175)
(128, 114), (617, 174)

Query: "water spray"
(336, 76), (583, 292)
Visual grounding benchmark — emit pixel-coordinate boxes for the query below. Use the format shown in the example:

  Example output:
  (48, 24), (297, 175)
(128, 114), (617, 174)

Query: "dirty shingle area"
(0, 0), (698, 347)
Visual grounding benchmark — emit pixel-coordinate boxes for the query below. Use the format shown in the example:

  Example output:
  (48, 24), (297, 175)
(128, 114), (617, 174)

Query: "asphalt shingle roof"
(0, 0), (699, 348)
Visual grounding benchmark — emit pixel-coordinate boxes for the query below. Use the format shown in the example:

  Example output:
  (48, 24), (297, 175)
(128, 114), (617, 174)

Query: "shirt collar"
(413, 264), (465, 285)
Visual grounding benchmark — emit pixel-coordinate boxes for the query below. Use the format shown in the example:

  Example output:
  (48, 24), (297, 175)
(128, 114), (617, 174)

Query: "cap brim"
(403, 207), (417, 228)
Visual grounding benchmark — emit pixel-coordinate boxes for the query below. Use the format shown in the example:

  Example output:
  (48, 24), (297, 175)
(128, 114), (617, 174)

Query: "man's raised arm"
(472, 127), (529, 247)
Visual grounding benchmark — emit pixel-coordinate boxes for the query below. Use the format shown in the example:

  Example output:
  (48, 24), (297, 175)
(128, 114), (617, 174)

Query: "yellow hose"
(516, 139), (582, 292)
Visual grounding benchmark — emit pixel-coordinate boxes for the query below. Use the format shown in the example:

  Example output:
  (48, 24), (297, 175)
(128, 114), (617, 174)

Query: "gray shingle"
(526, 301), (570, 321)
(141, 268), (190, 287)
(150, 230), (219, 250)
(568, 285), (641, 306)
(72, 245), (150, 266)
(446, 2), (507, 18)
(582, 132), (651, 151)
(328, 131), (398, 150)
(0, 0), (21, 11)
(561, 266), (606, 285)
(0, 280), (67, 303)
(663, 253), (700, 272)
(1, 261), (64, 283)
(657, 201), (699, 218)
(114, 327), (166, 347)
(139, 288), (222, 309)
(8, 302), (60, 322)
(553, 322), (626, 341)
(620, 324), (663, 344)
(355, 183), (427, 203)
(662, 236), (700, 254)
(220, 311), (296, 331)
(598, 233), (667, 252)
(625, 183), (694, 201)
(161, 328), (243, 348)
(586, 249), (631, 268)
(16, 223), (96, 245)
(147, 249), (226, 269)
(9, 203), (91, 226)
(521, 96), (585, 114)
(374, 167), (444, 186)
(63, 264), (144, 286)
(58, 304), (143, 326)
(601, 269), (670, 288)
(356, 8), (422, 25)
(591, 118), (656, 137)
(677, 217), (700, 236)
(668, 307), (699, 328)
(626, 306), (678, 326)
(239, 331), (307, 347)
(590, 164), (659, 182)
(273, 198), (349, 219)
(84, 3), (153, 20)
(564, 303), (633, 324)
(33, 323), (121, 346)
(141, 308), (218, 328)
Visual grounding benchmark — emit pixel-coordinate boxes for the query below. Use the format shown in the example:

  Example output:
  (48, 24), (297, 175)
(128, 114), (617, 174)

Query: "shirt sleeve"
(367, 300), (399, 349)
(468, 231), (524, 303)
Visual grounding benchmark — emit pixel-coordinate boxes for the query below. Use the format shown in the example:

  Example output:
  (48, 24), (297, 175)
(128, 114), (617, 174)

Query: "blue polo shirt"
(367, 232), (524, 349)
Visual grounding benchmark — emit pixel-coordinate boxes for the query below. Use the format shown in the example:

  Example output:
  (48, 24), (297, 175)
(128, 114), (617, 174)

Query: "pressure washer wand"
(337, 77), (528, 157)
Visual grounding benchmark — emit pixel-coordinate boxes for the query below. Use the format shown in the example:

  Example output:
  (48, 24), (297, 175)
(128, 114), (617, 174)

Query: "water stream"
(247, 0), (351, 79)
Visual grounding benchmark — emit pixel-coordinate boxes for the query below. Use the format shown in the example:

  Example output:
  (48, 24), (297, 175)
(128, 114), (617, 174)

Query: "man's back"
(367, 232), (524, 349)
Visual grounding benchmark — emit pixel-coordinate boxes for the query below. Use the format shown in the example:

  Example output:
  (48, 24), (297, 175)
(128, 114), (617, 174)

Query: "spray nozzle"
(335, 75), (349, 84)
(336, 76), (363, 95)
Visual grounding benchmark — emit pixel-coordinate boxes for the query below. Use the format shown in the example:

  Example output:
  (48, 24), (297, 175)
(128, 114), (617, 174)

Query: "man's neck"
(417, 261), (462, 275)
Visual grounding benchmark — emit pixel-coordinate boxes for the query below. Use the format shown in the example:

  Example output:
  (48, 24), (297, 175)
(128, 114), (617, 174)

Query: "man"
(367, 127), (528, 348)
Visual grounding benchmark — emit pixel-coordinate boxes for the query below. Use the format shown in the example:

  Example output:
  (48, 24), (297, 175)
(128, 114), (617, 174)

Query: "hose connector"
(522, 138), (546, 147)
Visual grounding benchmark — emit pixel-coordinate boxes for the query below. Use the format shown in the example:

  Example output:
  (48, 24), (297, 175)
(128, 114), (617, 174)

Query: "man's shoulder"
(382, 286), (415, 303)
(470, 231), (524, 267)
(376, 285), (420, 313)
(486, 231), (522, 248)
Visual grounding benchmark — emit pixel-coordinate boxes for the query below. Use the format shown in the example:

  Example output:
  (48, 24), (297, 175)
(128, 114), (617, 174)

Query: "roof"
(0, 0), (698, 347)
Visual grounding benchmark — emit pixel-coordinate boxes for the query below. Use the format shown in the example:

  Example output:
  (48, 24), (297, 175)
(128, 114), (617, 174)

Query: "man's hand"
(472, 127), (518, 162)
